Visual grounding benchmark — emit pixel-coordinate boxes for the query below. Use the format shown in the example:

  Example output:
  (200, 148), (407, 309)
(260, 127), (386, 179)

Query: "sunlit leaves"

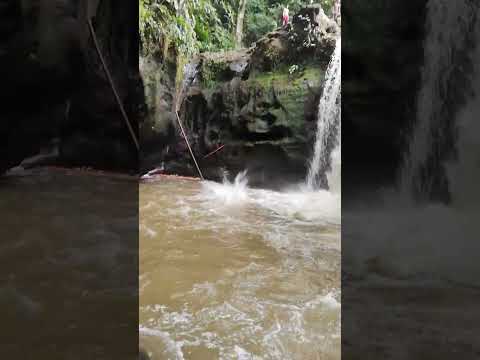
(140, 0), (237, 56)
(139, 0), (336, 57)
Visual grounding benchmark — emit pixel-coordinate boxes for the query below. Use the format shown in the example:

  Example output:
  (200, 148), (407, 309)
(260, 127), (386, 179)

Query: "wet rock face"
(4, 0), (88, 89)
(139, 56), (177, 170)
(141, 5), (336, 186)
(1, 0), (141, 173)
(166, 62), (323, 186)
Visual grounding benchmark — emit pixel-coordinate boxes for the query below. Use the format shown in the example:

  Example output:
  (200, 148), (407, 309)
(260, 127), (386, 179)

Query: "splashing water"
(307, 38), (341, 190)
(201, 170), (249, 205)
(201, 170), (341, 225)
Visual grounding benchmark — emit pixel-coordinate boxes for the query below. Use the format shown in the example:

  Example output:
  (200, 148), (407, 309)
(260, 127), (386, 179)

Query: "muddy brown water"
(0, 168), (138, 359)
(140, 176), (340, 359)
(0, 168), (340, 359)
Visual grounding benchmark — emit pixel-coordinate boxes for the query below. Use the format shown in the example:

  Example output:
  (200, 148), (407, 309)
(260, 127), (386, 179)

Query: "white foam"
(307, 292), (341, 310)
(139, 325), (185, 359)
(344, 196), (480, 286)
(234, 345), (261, 360)
(200, 172), (340, 225)
(201, 170), (249, 206)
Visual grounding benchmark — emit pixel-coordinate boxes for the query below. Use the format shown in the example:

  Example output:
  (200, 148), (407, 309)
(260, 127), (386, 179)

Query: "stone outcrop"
(141, 4), (338, 188)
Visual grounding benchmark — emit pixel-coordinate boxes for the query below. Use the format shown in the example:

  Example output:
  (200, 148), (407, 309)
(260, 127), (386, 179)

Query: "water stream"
(307, 38), (341, 190)
(139, 175), (340, 359)
(400, 0), (477, 200)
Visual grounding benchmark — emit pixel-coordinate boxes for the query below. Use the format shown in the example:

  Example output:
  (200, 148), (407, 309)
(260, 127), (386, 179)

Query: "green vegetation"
(244, 0), (335, 45)
(139, 0), (236, 57)
(249, 64), (323, 88)
(139, 0), (335, 57)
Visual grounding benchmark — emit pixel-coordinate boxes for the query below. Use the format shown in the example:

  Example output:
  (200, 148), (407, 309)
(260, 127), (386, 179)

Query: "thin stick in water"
(174, 111), (204, 180)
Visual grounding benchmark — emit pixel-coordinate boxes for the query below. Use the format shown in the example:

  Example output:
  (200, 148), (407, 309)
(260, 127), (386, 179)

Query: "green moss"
(246, 65), (324, 134)
(249, 65), (323, 88)
(200, 59), (231, 88)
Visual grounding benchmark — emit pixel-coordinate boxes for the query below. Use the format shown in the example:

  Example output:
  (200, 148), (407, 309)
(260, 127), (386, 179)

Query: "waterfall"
(327, 122), (341, 195)
(447, 6), (480, 210)
(400, 0), (478, 200)
(306, 38), (341, 191)
(343, 1), (480, 285)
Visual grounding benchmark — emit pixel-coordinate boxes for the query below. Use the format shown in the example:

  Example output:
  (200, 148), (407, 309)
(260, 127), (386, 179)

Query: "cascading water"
(327, 119), (341, 195)
(306, 37), (341, 191)
(447, 11), (480, 210)
(343, 4), (480, 354)
(344, 1), (480, 283)
(400, 0), (478, 200)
